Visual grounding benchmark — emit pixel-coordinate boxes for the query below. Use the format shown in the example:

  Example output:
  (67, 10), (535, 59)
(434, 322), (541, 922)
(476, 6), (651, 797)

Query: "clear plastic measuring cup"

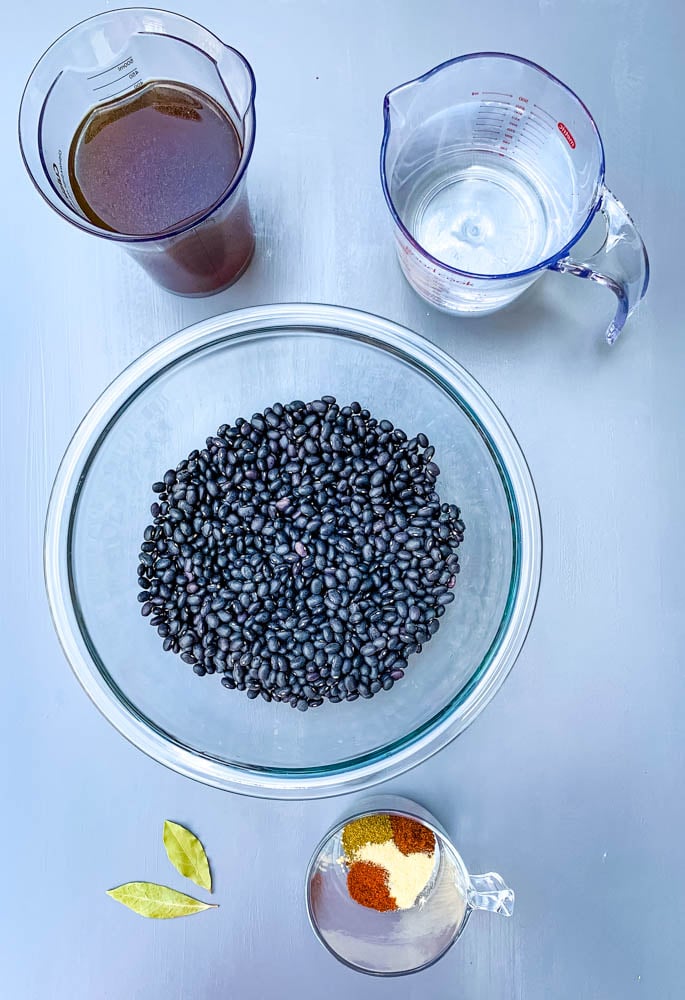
(19, 9), (256, 296)
(381, 53), (649, 343)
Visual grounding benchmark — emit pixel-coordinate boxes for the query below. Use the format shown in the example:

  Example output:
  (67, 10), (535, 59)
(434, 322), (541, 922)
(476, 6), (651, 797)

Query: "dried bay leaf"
(106, 882), (217, 919)
(163, 820), (212, 891)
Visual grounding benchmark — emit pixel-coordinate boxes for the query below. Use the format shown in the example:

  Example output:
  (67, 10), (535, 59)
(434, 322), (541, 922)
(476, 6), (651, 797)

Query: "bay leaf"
(106, 882), (217, 919)
(163, 820), (212, 892)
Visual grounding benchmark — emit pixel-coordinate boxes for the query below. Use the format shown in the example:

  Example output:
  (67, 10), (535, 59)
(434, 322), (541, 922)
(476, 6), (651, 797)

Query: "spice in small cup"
(341, 813), (437, 912)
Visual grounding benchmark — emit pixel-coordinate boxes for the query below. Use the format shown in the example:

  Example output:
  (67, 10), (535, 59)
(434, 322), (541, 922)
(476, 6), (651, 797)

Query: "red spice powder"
(389, 815), (436, 856)
(347, 860), (397, 911)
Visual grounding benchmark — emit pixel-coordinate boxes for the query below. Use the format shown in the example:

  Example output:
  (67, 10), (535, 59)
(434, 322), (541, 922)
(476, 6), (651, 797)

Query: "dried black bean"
(138, 396), (463, 709)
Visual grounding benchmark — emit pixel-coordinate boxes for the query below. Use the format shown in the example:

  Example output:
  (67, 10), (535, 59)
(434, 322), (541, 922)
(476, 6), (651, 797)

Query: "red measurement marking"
(518, 96), (529, 103)
(534, 103), (555, 122)
(557, 121), (576, 148)
(523, 118), (548, 137)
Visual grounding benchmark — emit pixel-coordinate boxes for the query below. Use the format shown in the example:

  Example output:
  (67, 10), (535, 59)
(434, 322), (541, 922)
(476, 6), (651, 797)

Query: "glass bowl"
(44, 305), (541, 798)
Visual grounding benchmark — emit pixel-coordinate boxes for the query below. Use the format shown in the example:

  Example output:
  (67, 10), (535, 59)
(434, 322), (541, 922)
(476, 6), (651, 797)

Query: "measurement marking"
(523, 118), (548, 138)
(528, 111), (552, 128)
(87, 63), (121, 80)
(93, 71), (136, 91)
(95, 81), (140, 98)
(533, 103), (555, 122)
(515, 135), (541, 151)
(520, 120), (544, 136)
(477, 112), (506, 119)
(483, 91), (513, 97)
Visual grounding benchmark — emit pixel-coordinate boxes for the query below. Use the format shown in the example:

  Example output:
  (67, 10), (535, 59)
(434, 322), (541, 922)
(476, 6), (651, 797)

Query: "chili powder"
(347, 860), (397, 912)
(390, 815), (436, 856)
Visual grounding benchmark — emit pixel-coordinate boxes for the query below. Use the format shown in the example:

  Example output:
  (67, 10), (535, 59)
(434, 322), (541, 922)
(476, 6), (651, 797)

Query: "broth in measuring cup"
(68, 80), (254, 294)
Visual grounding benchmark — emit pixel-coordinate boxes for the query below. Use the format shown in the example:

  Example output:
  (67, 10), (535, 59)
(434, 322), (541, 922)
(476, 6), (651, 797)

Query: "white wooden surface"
(2, 1), (682, 997)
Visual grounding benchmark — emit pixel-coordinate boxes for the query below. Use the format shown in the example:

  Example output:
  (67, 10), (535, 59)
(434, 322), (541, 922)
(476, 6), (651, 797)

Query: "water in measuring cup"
(396, 149), (565, 277)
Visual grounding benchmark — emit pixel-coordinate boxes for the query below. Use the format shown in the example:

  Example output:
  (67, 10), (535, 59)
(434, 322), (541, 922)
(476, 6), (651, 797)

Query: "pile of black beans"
(137, 397), (464, 711)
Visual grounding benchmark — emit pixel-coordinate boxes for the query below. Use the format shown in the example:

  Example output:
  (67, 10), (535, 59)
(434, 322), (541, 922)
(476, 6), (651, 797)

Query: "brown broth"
(68, 80), (254, 294)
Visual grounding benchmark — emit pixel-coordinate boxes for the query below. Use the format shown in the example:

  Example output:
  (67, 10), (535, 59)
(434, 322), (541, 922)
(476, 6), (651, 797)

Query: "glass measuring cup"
(381, 53), (649, 343)
(19, 9), (256, 296)
(306, 796), (514, 976)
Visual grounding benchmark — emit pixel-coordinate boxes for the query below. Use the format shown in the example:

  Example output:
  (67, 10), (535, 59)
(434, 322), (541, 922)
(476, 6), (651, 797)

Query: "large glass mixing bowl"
(44, 305), (541, 798)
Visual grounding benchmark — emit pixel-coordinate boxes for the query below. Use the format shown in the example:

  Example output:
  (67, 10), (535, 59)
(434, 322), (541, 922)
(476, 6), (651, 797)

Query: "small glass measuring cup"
(19, 9), (256, 296)
(381, 53), (649, 343)
(306, 796), (514, 976)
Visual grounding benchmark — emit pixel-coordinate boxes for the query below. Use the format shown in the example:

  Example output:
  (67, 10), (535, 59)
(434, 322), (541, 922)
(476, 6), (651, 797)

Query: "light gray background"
(2, 1), (682, 997)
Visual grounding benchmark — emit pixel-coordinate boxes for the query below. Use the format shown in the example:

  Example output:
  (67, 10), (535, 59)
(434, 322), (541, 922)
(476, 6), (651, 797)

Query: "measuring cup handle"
(467, 872), (515, 916)
(551, 187), (649, 345)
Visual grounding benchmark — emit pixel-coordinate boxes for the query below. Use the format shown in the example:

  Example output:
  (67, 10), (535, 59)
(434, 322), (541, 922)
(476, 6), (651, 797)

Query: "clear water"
(396, 150), (565, 276)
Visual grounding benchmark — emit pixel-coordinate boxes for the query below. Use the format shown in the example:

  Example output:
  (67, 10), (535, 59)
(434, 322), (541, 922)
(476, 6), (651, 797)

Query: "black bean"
(139, 398), (463, 709)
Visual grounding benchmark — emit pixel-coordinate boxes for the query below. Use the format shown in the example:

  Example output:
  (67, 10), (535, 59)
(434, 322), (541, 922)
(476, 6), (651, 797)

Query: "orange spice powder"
(346, 860), (398, 911)
(389, 815), (436, 856)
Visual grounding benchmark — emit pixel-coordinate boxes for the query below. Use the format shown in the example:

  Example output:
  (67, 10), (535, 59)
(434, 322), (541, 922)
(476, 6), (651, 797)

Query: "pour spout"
(383, 79), (420, 130)
(216, 44), (256, 121)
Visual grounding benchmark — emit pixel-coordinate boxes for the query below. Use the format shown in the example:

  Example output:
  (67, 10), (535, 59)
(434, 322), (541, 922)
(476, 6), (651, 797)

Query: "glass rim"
(18, 6), (256, 244)
(380, 50), (607, 281)
(43, 304), (542, 798)
(305, 802), (471, 976)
